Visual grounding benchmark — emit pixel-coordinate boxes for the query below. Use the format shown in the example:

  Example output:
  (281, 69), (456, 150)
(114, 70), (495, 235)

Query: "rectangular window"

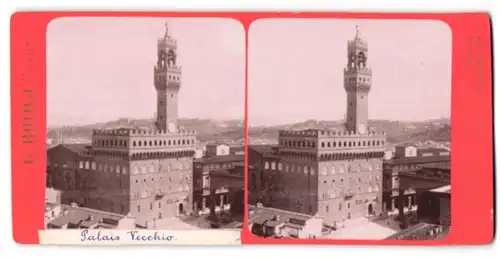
(137, 205), (140, 213)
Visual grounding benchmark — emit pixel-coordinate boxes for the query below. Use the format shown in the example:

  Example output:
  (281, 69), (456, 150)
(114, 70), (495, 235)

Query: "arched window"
(85, 161), (90, 170)
(122, 166), (128, 175)
(278, 163), (283, 171)
(271, 162), (276, 170)
(310, 167), (315, 175)
(304, 166), (309, 174)
(116, 165), (120, 173)
(330, 165), (336, 175)
(320, 166), (327, 176)
(264, 162), (270, 170)
(91, 162), (96, 170)
(79, 161), (84, 169)
(149, 164), (155, 173)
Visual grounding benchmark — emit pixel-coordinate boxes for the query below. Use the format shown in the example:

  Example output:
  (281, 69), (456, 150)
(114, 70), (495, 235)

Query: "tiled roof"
(47, 205), (128, 229)
(248, 205), (313, 227)
(194, 154), (244, 164)
(384, 155), (450, 166)
(229, 146), (245, 152)
(206, 142), (231, 147)
(45, 203), (58, 212)
(418, 148), (449, 153)
(49, 144), (91, 155)
(421, 164), (451, 171)
(385, 223), (448, 240)
(248, 145), (277, 155)
(429, 185), (451, 194)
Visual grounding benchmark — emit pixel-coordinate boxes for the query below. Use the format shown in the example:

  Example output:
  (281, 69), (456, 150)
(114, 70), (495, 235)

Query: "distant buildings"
(394, 144), (450, 159)
(382, 155), (450, 213)
(385, 185), (450, 240)
(205, 142), (231, 156)
(192, 153), (244, 214)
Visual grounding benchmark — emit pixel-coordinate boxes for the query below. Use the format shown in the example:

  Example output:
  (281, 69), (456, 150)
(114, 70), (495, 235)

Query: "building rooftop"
(385, 222), (449, 240)
(45, 202), (58, 212)
(429, 185), (451, 194)
(248, 145), (277, 155)
(47, 205), (131, 229)
(48, 144), (91, 156)
(384, 155), (450, 166)
(248, 205), (315, 227)
(194, 154), (244, 164)
(421, 164), (451, 171)
(418, 147), (450, 153)
(229, 146), (245, 152)
(206, 141), (231, 147)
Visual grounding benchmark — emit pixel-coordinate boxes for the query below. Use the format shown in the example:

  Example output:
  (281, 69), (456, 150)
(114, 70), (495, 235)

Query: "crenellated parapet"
(92, 128), (196, 137)
(91, 127), (197, 154)
(348, 38), (368, 50)
(278, 129), (319, 138)
(278, 128), (385, 138)
(277, 128), (387, 157)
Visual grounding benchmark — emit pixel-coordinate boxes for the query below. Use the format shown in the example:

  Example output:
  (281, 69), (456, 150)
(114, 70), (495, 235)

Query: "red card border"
(10, 11), (494, 245)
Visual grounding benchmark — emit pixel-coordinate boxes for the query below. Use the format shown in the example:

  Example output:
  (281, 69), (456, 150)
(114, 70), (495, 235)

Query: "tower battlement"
(348, 39), (368, 50)
(92, 128), (197, 137)
(157, 37), (177, 44)
(278, 129), (385, 138)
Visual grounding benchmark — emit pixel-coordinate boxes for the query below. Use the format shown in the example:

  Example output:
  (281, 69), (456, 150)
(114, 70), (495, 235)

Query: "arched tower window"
(167, 49), (177, 67)
(357, 51), (367, 68)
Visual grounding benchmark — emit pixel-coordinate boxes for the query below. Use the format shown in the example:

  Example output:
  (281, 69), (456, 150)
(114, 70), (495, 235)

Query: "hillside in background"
(47, 117), (450, 145)
(247, 118), (450, 144)
(47, 118), (245, 144)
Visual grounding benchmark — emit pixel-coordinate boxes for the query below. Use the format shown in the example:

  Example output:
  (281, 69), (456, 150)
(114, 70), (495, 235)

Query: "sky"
(248, 19), (452, 126)
(47, 17), (245, 127)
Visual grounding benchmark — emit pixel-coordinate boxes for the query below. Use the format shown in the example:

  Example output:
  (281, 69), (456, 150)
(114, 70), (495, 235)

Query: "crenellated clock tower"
(344, 25), (372, 135)
(155, 22), (182, 133)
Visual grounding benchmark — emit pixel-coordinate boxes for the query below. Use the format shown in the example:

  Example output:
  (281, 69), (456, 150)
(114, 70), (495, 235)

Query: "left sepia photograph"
(45, 17), (246, 231)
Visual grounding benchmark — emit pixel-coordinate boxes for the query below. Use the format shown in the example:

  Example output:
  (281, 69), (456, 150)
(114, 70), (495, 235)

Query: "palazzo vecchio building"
(47, 23), (197, 228)
(249, 27), (387, 227)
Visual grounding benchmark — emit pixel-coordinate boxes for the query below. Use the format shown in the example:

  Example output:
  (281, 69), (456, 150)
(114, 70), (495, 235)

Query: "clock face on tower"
(358, 123), (366, 135)
(168, 122), (177, 133)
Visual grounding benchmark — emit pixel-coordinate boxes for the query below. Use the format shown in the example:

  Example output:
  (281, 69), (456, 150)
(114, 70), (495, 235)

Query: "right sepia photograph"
(247, 19), (452, 240)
